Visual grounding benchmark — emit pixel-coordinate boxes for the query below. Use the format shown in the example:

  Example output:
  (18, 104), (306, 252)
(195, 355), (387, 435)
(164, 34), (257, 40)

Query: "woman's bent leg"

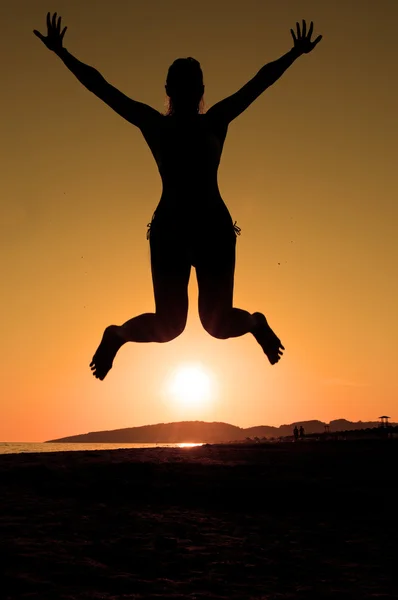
(90, 230), (191, 380)
(196, 243), (254, 339)
(196, 228), (284, 364)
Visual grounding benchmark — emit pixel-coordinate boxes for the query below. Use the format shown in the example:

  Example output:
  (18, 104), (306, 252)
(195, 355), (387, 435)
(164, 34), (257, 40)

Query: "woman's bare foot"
(251, 312), (284, 365)
(90, 325), (125, 380)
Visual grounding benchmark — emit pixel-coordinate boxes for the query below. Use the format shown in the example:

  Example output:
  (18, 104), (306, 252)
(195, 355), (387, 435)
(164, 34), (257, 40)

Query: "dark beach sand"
(1, 440), (397, 599)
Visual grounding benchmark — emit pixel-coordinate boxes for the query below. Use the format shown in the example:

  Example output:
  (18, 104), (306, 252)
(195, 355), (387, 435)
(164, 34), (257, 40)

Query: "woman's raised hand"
(33, 12), (67, 54)
(290, 20), (322, 55)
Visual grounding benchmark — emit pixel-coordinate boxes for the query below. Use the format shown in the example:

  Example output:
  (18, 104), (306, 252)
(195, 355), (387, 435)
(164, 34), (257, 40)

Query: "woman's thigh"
(149, 221), (192, 322)
(195, 225), (236, 318)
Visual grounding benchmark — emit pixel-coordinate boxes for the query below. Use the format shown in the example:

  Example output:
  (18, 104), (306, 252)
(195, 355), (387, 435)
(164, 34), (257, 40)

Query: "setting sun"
(168, 364), (212, 407)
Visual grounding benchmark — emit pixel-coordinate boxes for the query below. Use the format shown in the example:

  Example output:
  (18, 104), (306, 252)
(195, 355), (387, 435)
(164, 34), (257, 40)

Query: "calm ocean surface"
(0, 442), (203, 455)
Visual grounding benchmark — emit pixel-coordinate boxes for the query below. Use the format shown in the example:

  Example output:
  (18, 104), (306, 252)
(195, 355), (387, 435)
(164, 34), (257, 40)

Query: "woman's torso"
(140, 113), (231, 223)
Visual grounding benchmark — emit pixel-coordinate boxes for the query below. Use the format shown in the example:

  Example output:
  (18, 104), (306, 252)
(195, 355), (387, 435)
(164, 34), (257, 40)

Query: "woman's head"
(165, 57), (204, 115)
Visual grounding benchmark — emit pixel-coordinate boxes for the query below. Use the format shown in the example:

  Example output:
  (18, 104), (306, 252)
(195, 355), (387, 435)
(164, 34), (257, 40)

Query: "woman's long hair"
(164, 57), (205, 115)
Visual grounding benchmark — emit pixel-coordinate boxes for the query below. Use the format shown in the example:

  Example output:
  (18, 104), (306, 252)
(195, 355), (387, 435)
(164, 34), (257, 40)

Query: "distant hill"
(46, 419), (396, 443)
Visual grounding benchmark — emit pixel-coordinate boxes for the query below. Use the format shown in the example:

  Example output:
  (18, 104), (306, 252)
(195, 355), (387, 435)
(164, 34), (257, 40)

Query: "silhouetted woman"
(34, 14), (322, 380)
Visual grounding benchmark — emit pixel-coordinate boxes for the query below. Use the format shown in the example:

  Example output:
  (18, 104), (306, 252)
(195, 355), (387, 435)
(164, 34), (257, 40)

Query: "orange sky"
(1, 0), (397, 441)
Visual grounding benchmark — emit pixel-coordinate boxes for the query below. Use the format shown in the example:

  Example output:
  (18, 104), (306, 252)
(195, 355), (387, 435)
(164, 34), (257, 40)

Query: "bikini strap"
(233, 221), (241, 236)
(146, 211), (156, 240)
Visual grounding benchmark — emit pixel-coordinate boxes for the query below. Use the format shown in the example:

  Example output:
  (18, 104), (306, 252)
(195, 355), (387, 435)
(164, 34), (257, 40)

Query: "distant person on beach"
(299, 426), (305, 439)
(293, 426), (299, 441)
(34, 14), (322, 380)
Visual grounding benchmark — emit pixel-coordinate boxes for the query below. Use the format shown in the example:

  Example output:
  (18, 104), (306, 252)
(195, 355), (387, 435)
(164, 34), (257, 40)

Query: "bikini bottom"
(147, 211), (241, 269)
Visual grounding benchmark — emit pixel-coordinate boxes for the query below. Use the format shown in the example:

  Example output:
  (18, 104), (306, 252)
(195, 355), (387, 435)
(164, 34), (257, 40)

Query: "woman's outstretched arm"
(34, 12), (160, 129)
(207, 20), (322, 125)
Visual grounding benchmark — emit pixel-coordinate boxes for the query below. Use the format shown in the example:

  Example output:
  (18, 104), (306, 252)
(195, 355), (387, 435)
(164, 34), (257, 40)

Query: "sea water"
(0, 442), (203, 455)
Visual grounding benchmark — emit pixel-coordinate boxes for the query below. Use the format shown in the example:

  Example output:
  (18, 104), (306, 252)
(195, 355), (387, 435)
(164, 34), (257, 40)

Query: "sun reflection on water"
(177, 443), (204, 448)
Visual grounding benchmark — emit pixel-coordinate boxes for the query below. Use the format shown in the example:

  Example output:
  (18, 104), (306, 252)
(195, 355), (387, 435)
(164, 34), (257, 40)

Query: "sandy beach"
(1, 440), (396, 599)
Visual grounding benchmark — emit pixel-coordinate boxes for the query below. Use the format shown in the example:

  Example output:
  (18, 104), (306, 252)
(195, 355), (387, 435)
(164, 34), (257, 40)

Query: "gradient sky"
(1, 0), (397, 441)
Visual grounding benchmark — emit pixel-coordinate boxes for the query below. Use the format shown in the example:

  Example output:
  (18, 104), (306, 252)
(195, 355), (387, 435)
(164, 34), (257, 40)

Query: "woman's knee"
(199, 310), (229, 339)
(158, 312), (187, 342)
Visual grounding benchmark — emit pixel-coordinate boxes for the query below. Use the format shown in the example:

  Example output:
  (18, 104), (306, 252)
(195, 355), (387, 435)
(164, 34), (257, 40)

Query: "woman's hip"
(147, 211), (240, 268)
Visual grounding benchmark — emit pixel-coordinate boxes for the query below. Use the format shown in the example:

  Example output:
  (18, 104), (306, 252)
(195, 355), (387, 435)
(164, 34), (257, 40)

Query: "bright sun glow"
(169, 364), (212, 407)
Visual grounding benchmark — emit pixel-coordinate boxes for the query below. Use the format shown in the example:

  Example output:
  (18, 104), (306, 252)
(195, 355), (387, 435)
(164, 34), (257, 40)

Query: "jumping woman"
(34, 14), (322, 380)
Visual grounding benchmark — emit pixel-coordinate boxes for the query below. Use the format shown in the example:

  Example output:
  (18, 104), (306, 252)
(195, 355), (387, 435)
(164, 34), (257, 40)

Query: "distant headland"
(46, 418), (396, 443)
